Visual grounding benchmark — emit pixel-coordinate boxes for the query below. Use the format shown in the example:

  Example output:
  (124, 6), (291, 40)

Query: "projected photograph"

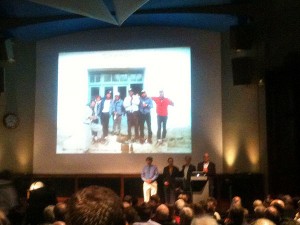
(56, 47), (191, 154)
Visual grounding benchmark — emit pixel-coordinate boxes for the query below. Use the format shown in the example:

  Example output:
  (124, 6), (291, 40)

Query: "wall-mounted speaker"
(232, 57), (254, 85)
(230, 25), (254, 50)
(0, 39), (14, 62)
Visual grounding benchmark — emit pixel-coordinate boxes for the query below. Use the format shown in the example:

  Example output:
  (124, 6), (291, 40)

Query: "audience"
(1, 176), (300, 225)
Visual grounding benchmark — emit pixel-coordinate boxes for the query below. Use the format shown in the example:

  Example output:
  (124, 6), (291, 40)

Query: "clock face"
(3, 113), (19, 129)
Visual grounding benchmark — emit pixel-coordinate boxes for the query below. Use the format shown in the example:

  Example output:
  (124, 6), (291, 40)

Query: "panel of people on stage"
(141, 153), (216, 205)
(88, 88), (174, 145)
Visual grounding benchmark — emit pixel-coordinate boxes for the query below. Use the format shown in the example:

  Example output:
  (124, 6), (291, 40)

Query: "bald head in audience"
(53, 221), (66, 225)
(191, 216), (218, 225)
(253, 199), (263, 208)
(180, 206), (194, 225)
(264, 206), (281, 225)
(253, 218), (276, 225)
(152, 204), (170, 223)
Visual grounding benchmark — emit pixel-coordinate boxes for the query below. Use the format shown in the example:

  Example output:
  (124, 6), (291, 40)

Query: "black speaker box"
(230, 25), (254, 50)
(0, 39), (14, 61)
(232, 57), (254, 85)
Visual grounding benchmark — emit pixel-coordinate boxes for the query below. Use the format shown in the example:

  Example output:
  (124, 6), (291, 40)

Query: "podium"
(190, 175), (209, 203)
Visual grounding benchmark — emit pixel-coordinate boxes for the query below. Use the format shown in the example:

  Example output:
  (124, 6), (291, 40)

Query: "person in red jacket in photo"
(152, 90), (174, 144)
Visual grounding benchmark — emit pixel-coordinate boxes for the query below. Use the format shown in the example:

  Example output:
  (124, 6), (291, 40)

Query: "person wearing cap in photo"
(139, 90), (153, 144)
(99, 90), (113, 142)
(152, 90), (174, 144)
(112, 92), (124, 135)
(123, 88), (140, 142)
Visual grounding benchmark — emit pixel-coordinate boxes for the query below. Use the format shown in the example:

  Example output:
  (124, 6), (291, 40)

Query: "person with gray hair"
(179, 206), (194, 225)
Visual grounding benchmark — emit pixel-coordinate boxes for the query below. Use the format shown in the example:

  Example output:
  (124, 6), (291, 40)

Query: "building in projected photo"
(88, 68), (145, 100)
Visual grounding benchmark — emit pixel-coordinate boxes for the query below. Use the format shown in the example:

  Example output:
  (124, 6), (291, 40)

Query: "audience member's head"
(178, 193), (189, 203)
(280, 195), (296, 218)
(253, 218), (276, 225)
(54, 202), (67, 222)
(253, 199), (264, 209)
(192, 202), (206, 217)
(231, 196), (243, 208)
(263, 195), (273, 207)
(136, 202), (153, 222)
(207, 197), (218, 213)
(123, 206), (139, 225)
(179, 206), (194, 225)
(152, 204), (170, 223)
(174, 199), (186, 216)
(123, 195), (133, 206)
(270, 199), (285, 216)
(264, 206), (281, 225)
(254, 205), (266, 219)
(43, 205), (55, 223)
(225, 206), (245, 225)
(191, 216), (218, 225)
(65, 185), (125, 225)
(53, 221), (66, 225)
(149, 194), (161, 210)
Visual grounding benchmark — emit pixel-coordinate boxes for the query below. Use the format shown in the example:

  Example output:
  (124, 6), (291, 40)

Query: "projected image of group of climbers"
(56, 47), (191, 154)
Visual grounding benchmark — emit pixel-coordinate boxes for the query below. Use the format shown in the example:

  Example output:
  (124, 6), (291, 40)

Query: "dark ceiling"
(0, 0), (258, 42)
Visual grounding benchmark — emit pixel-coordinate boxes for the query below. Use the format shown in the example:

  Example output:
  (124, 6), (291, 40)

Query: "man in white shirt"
(197, 152), (216, 197)
(123, 88), (140, 142)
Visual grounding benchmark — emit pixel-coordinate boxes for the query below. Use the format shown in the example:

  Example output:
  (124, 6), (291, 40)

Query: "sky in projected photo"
(56, 47), (191, 154)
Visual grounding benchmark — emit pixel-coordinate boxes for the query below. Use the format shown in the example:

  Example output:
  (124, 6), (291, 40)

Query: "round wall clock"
(3, 113), (20, 129)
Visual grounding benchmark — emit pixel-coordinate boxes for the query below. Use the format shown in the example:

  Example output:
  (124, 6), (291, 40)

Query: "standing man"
(181, 156), (196, 198)
(139, 90), (153, 144)
(197, 152), (216, 197)
(123, 88), (140, 142)
(88, 99), (100, 143)
(112, 92), (123, 135)
(162, 157), (180, 204)
(99, 90), (113, 142)
(152, 90), (174, 144)
(141, 156), (159, 202)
